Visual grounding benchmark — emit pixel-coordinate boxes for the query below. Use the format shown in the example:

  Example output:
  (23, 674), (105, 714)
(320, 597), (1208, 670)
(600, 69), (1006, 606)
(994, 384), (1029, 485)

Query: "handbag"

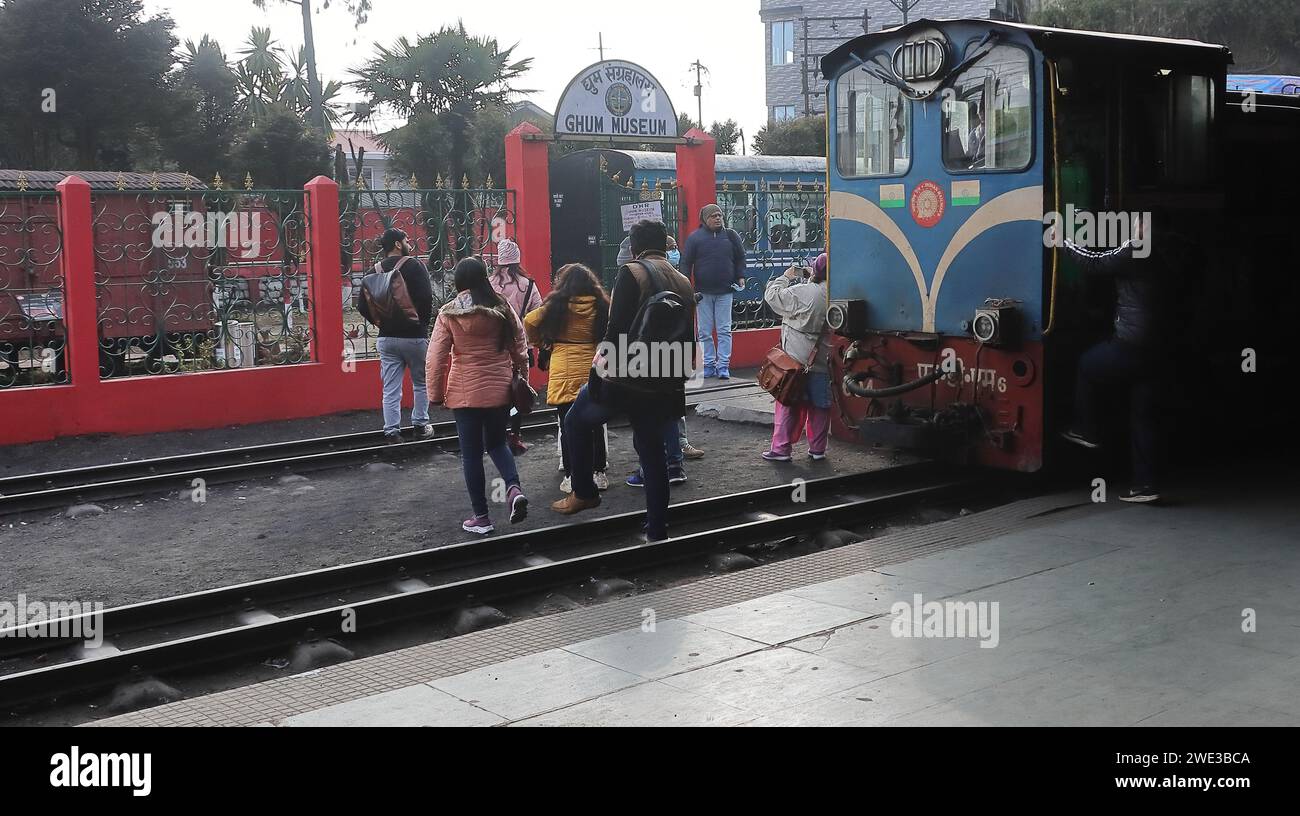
(757, 332), (822, 407)
(510, 368), (537, 418)
(536, 343), (553, 371)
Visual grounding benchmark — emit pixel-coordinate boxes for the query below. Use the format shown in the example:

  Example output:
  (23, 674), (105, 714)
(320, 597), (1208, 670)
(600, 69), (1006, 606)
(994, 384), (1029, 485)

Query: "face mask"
(667, 249), (681, 265)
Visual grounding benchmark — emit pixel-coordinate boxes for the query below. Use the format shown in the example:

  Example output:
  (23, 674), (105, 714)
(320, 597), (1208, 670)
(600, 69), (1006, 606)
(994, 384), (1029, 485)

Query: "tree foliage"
(352, 22), (533, 186)
(1033, 0), (1300, 73)
(229, 106), (331, 189)
(752, 115), (826, 157)
(0, 0), (177, 169)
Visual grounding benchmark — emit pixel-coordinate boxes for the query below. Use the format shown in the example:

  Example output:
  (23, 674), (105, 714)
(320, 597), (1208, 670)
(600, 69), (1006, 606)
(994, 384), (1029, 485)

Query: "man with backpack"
(357, 228), (435, 443)
(680, 203), (746, 379)
(552, 219), (697, 542)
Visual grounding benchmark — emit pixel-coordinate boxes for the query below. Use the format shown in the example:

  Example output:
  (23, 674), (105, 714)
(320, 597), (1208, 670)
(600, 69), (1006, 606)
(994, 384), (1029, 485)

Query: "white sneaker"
(560, 476), (573, 494)
(557, 458), (565, 473)
(594, 471), (609, 491)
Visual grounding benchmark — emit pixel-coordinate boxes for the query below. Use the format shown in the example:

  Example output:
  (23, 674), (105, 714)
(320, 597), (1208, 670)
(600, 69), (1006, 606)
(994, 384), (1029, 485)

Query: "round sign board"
(910, 180), (946, 228)
(556, 60), (679, 139)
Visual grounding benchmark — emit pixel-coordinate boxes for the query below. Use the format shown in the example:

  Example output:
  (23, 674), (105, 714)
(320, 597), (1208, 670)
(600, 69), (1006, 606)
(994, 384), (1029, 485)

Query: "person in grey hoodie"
(679, 203), (746, 379)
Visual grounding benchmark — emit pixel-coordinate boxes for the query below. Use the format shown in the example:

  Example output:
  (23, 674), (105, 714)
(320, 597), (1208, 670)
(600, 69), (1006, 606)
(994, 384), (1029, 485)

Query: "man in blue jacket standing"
(680, 203), (746, 379)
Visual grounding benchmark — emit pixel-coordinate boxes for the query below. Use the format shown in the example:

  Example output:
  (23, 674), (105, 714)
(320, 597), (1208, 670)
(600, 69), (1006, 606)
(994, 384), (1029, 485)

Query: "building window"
(770, 20), (795, 66)
(836, 65), (911, 178)
(771, 105), (797, 122)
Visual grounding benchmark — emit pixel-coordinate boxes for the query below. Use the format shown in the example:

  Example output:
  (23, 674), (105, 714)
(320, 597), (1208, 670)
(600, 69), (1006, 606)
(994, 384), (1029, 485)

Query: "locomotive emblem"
(910, 180), (946, 228)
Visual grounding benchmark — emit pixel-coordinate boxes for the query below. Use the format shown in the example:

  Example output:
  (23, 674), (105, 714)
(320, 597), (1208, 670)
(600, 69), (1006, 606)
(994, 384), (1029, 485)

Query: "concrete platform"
(89, 466), (1300, 727)
(692, 389), (776, 426)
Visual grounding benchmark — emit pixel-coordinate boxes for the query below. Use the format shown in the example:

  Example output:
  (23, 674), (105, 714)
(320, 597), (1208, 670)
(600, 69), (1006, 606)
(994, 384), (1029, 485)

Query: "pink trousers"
(771, 400), (831, 456)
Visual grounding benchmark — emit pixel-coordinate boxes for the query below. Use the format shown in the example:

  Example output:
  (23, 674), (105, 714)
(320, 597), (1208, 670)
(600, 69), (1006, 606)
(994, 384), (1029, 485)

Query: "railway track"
(0, 381), (760, 517)
(0, 461), (999, 708)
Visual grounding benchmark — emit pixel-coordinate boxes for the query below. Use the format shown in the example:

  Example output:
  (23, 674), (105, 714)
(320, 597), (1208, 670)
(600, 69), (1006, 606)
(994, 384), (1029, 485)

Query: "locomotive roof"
(822, 18), (1233, 80)
(0, 170), (206, 191)
(604, 150), (826, 175)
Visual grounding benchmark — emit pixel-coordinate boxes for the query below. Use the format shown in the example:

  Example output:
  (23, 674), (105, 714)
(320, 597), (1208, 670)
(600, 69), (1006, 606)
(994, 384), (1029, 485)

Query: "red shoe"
(508, 432), (529, 455)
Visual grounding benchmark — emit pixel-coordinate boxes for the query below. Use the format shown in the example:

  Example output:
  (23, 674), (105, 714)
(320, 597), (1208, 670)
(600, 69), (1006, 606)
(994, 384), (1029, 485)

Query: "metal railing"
(339, 187), (515, 360)
(0, 191), (65, 389)
(90, 189), (312, 378)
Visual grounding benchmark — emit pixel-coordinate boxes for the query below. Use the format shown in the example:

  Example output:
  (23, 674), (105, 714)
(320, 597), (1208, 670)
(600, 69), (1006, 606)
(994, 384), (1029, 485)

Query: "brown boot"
(551, 493), (601, 515)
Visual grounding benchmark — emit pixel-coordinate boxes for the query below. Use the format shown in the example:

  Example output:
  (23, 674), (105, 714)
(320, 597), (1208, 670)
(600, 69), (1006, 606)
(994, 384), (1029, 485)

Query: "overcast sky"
(144, 0), (772, 150)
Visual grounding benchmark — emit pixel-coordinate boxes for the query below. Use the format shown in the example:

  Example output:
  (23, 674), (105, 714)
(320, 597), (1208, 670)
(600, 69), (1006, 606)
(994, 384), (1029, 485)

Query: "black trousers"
(1075, 340), (1160, 487)
(556, 401), (608, 475)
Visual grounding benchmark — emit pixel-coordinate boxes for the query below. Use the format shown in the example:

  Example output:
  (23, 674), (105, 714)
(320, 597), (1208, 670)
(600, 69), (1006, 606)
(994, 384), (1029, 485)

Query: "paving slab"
(280, 684), (503, 727)
(658, 646), (873, 716)
(682, 592), (867, 645)
(512, 681), (753, 727)
(428, 648), (643, 721)
(562, 619), (766, 680)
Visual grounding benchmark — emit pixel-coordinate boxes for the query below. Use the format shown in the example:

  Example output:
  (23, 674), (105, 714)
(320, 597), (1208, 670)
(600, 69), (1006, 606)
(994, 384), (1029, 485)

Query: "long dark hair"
(454, 257), (514, 351)
(535, 264), (610, 343)
(495, 262), (531, 292)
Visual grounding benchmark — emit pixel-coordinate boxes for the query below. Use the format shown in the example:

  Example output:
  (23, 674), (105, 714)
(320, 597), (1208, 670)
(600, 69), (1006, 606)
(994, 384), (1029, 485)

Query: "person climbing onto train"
(490, 237), (543, 455)
(426, 257), (530, 535)
(761, 252), (832, 462)
(551, 219), (697, 543)
(1056, 213), (1169, 504)
(523, 263), (612, 494)
(680, 203), (746, 379)
(356, 228), (435, 444)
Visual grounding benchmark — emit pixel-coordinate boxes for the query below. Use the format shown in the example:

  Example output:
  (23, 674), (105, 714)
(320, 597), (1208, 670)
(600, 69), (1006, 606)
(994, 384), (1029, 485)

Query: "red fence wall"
(3, 157), (776, 448)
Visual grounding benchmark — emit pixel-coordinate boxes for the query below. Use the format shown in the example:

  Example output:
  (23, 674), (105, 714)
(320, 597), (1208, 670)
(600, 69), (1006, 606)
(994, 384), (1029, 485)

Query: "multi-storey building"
(760, 0), (1039, 120)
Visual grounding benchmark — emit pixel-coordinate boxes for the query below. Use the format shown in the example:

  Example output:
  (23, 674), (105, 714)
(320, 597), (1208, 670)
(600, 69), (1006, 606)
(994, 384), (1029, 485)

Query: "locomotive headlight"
(828, 299), (868, 337)
(972, 302), (1019, 347)
(972, 312), (999, 344)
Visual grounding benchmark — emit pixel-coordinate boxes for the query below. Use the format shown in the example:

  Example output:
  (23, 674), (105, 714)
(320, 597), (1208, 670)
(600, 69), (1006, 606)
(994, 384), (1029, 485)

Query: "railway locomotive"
(820, 19), (1300, 472)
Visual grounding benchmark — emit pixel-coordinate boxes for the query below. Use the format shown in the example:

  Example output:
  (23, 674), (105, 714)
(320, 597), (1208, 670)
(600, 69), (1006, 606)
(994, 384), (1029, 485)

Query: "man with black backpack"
(551, 219), (696, 542)
(357, 228), (435, 443)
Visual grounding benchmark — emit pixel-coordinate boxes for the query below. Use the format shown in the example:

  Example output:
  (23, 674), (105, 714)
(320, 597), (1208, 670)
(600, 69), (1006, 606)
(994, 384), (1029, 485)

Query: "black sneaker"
(413, 424), (435, 440)
(383, 433), (403, 446)
(1119, 486), (1161, 504)
(668, 465), (687, 485)
(1060, 429), (1100, 450)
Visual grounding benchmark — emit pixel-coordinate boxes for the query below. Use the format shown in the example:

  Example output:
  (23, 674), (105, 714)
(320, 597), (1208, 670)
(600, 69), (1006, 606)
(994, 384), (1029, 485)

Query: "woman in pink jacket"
(427, 257), (530, 535)
(491, 238), (543, 454)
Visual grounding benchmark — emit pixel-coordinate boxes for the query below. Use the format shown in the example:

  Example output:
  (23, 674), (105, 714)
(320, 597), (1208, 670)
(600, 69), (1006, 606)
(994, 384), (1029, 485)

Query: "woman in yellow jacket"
(524, 264), (611, 493)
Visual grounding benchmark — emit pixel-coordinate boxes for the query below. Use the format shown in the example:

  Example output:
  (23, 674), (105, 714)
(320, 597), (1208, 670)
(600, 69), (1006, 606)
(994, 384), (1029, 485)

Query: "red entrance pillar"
(505, 121), (553, 298)
(55, 175), (103, 396)
(675, 128), (717, 243)
(304, 175), (344, 371)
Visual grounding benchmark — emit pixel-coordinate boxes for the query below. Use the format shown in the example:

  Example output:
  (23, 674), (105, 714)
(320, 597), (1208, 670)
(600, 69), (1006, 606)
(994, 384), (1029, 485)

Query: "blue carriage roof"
(1228, 75), (1300, 95)
(608, 150), (826, 175)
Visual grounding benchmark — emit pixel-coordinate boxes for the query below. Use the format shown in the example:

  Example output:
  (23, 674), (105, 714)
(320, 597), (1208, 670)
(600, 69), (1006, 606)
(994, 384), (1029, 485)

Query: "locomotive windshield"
(941, 44), (1033, 172)
(835, 67), (910, 177)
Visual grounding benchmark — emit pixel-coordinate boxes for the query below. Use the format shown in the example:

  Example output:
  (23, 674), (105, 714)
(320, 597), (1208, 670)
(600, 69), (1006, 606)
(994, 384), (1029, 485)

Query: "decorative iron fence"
(339, 186), (516, 361)
(0, 191), (65, 389)
(91, 189), (312, 378)
(717, 179), (826, 329)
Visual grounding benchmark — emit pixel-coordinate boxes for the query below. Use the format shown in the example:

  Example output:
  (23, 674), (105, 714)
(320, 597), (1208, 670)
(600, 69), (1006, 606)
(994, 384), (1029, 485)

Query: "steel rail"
(0, 465), (988, 705)
(0, 381), (761, 516)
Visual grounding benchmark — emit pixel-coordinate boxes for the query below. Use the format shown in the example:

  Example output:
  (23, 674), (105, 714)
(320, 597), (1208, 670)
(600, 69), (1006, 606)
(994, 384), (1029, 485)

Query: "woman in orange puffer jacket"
(427, 258), (530, 536)
(524, 264), (611, 494)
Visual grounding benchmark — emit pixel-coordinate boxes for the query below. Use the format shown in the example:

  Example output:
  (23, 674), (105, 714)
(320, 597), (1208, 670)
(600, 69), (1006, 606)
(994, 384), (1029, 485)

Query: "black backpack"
(602, 259), (694, 392)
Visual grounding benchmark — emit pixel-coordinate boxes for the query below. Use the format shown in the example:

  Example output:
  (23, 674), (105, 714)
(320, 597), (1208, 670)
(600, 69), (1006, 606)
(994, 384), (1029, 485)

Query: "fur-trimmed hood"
(440, 291), (513, 320)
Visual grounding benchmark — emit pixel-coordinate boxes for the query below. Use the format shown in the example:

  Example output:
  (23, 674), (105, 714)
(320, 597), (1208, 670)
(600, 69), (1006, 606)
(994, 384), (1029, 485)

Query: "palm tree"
(352, 22), (533, 185)
(251, 0), (372, 134)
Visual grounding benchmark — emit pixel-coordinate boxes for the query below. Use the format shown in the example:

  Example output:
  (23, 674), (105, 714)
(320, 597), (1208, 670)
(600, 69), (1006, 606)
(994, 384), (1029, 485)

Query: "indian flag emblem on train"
(910, 180), (946, 228)
(879, 184), (906, 209)
(952, 180), (981, 207)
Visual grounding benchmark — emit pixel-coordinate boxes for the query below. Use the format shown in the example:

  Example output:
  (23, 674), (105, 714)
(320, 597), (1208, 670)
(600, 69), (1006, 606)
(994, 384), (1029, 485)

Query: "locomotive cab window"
(942, 44), (1033, 172)
(1127, 72), (1215, 187)
(836, 66), (910, 177)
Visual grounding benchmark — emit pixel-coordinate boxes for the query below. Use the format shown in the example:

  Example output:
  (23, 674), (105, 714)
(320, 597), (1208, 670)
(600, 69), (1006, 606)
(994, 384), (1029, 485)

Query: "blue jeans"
(377, 336), (430, 435)
(453, 407), (519, 517)
(697, 293), (734, 370)
(566, 383), (672, 540)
